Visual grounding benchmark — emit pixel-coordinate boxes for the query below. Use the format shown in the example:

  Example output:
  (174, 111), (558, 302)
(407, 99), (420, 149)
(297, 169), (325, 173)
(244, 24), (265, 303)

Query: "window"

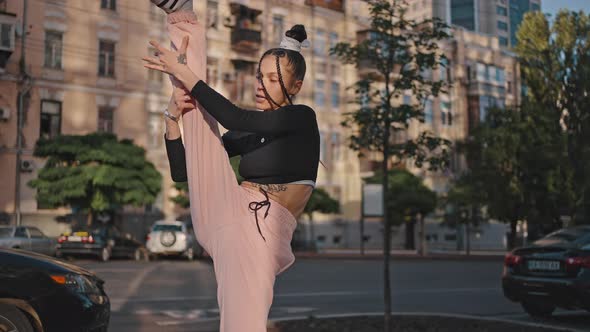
(496, 6), (507, 16)
(98, 107), (114, 133)
(496, 67), (505, 83)
(439, 57), (449, 81)
(40, 100), (61, 139)
(329, 31), (338, 55)
(100, 0), (116, 11)
(15, 227), (28, 238)
(403, 94), (411, 105)
(499, 36), (509, 46)
(315, 80), (325, 107)
(333, 235), (341, 244)
(98, 40), (116, 77)
(206, 57), (219, 86)
(272, 15), (284, 43)
(444, 234), (457, 241)
(441, 101), (451, 126)
(331, 82), (340, 108)
(317, 235), (326, 242)
(28, 227), (45, 238)
(314, 29), (326, 57)
(44, 31), (63, 69)
(497, 21), (508, 31)
(531, 3), (540, 11)
(331, 132), (341, 161)
(207, 0), (219, 29)
(476, 62), (487, 81)
(424, 99), (433, 124)
(0, 22), (15, 51)
(451, 0), (476, 30)
(319, 132), (327, 161)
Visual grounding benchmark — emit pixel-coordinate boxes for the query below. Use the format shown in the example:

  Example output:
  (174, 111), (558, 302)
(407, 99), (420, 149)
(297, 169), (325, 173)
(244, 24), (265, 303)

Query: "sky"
(542, 0), (590, 17)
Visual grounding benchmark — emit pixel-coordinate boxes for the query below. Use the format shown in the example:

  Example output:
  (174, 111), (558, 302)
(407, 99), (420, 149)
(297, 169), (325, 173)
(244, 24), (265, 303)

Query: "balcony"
(227, 2), (262, 54)
(231, 28), (262, 53)
(305, 0), (344, 12)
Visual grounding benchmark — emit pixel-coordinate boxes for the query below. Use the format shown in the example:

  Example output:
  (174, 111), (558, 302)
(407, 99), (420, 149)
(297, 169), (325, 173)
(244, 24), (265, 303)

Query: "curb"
(267, 311), (583, 332)
(293, 252), (505, 261)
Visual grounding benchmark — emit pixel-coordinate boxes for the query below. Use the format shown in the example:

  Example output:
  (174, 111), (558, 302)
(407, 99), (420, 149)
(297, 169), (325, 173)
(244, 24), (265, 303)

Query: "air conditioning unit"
(0, 107), (9, 121)
(20, 159), (35, 173)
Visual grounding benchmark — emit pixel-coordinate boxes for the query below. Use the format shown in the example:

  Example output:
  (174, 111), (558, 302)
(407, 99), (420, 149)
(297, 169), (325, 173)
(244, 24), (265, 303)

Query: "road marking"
(110, 264), (158, 312)
(110, 287), (501, 304)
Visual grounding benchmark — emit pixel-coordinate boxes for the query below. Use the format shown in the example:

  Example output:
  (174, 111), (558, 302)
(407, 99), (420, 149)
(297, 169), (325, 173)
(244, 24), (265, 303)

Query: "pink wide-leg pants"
(166, 11), (297, 332)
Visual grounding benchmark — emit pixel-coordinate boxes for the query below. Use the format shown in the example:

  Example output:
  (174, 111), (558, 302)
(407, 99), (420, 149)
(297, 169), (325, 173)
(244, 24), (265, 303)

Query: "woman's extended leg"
(165, 10), (282, 332)
(165, 11), (243, 253)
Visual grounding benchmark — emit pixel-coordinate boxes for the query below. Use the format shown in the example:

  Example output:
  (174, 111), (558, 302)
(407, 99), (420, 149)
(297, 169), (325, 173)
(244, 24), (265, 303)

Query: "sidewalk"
(293, 248), (507, 261)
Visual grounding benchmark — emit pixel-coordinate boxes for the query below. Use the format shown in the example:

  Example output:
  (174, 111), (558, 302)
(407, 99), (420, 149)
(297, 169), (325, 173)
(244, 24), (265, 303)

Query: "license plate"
(74, 231), (89, 237)
(68, 236), (82, 242)
(527, 260), (560, 271)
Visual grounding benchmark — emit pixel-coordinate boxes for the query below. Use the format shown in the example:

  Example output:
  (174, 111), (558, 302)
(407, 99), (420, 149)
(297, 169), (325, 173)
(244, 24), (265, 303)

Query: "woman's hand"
(142, 36), (200, 90)
(172, 87), (195, 113)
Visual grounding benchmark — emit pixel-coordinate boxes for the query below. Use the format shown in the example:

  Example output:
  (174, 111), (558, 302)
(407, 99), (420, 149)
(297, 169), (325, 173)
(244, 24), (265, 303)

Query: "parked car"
(0, 248), (110, 331)
(0, 226), (57, 256)
(146, 220), (203, 260)
(502, 225), (590, 317)
(57, 224), (147, 262)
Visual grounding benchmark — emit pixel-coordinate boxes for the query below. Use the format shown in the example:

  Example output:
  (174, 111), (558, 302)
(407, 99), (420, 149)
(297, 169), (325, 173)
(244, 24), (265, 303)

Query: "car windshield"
(0, 228), (12, 238)
(533, 227), (590, 248)
(153, 224), (182, 232)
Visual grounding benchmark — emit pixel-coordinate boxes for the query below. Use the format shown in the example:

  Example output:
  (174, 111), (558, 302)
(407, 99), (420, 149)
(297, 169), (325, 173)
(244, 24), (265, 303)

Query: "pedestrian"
(143, 1), (322, 331)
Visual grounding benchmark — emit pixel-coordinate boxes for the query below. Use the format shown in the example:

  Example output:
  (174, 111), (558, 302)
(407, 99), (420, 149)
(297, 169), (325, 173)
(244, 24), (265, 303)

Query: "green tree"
(331, 1), (451, 328)
(516, 9), (590, 225)
(28, 133), (162, 226)
(303, 188), (340, 251)
(367, 168), (437, 251)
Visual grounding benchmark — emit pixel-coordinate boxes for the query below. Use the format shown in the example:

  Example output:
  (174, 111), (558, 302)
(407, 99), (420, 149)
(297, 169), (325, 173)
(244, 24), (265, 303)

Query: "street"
(75, 257), (590, 332)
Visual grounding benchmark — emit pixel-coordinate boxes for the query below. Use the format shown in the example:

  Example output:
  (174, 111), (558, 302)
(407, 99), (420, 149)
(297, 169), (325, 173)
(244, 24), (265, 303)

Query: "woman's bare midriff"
(240, 181), (313, 220)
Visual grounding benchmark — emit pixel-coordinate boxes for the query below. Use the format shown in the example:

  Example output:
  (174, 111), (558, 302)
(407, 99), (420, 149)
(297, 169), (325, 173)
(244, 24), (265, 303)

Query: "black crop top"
(164, 80), (320, 185)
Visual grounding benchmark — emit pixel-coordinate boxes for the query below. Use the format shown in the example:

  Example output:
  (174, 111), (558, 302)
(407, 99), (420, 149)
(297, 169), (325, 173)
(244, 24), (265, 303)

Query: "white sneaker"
(150, 0), (192, 14)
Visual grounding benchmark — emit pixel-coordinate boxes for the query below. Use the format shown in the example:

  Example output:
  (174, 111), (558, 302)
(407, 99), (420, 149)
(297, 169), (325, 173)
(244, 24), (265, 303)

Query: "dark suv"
(502, 225), (590, 317)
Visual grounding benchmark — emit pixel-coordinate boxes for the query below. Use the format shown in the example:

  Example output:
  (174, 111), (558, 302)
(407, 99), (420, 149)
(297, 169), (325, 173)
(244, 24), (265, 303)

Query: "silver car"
(146, 221), (203, 260)
(0, 226), (57, 256)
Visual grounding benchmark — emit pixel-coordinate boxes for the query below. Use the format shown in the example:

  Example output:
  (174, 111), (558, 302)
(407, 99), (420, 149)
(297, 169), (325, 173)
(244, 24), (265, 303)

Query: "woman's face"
(255, 55), (303, 111)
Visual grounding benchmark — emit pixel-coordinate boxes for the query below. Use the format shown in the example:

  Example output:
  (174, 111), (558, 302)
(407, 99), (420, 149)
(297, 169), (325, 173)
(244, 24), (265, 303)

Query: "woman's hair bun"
(285, 24), (307, 43)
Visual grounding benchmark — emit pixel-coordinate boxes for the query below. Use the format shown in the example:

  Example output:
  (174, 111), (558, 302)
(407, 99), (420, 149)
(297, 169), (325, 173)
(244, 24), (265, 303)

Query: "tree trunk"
(405, 218), (416, 250)
(508, 219), (518, 250)
(86, 210), (93, 227)
(307, 213), (317, 252)
(418, 214), (427, 256)
(382, 132), (391, 332)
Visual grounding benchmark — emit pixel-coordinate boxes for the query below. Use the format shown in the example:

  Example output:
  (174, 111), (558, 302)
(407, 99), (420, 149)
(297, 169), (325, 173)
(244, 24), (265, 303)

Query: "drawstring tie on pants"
(248, 187), (271, 242)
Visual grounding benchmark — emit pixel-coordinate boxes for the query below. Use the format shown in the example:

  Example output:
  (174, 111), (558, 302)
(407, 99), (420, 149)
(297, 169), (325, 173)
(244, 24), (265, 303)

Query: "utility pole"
(14, 0), (30, 226)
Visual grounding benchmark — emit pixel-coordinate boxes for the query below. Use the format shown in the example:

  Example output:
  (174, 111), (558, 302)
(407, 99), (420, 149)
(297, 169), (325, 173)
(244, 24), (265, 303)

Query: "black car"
(57, 224), (147, 262)
(502, 225), (590, 317)
(0, 248), (110, 331)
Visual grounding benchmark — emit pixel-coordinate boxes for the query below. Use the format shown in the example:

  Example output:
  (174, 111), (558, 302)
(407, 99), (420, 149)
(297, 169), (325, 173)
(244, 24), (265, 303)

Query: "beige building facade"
(0, 0), (368, 240)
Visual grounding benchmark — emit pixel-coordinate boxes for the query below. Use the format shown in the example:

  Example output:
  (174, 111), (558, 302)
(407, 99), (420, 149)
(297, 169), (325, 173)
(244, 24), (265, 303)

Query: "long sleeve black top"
(165, 80), (320, 184)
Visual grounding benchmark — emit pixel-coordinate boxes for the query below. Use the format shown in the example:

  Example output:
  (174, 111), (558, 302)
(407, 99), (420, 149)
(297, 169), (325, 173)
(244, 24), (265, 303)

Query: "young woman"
(144, 2), (320, 331)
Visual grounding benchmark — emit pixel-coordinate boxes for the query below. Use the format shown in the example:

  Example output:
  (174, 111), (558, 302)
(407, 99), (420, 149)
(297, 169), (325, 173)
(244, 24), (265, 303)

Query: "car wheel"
(185, 248), (194, 261)
(521, 300), (556, 318)
(0, 304), (35, 332)
(99, 247), (111, 262)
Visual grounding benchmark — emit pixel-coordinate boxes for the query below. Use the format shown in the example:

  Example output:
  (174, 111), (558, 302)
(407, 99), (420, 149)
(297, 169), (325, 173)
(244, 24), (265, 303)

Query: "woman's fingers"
(149, 40), (168, 54)
(143, 63), (170, 74)
(179, 36), (189, 54)
(142, 56), (162, 65)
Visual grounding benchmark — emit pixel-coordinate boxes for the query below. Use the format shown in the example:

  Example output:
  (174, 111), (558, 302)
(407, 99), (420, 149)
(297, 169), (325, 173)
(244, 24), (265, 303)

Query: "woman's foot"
(150, 0), (192, 14)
